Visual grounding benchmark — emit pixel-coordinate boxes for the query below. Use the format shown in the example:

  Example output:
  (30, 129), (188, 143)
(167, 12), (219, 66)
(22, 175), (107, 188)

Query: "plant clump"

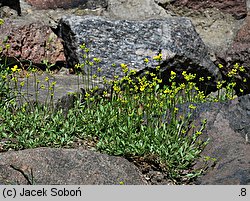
(0, 22), (246, 183)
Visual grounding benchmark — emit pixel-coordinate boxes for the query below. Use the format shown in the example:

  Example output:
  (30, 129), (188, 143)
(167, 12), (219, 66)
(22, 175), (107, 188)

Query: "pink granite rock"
(0, 19), (65, 66)
(24, 0), (108, 10)
(218, 14), (250, 94)
(172, 0), (247, 19)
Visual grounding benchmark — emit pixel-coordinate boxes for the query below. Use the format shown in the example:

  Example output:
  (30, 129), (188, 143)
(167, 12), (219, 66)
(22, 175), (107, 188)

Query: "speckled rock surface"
(104, 0), (171, 20)
(24, 0), (108, 10)
(0, 0), (247, 77)
(188, 95), (250, 184)
(0, 19), (65, 65)
(0, 0), (21, 15)
(59, 15), (221, 93)
(169, 0), (247, 19)
(0, 148), (147, 185)
(216, 14), (250, 95)
(158, 1), (244, 56)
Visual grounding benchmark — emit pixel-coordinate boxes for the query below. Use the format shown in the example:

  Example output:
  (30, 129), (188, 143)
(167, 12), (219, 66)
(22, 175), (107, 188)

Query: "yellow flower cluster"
(120, 63), (128, 74)
(227, 63), (245, 77)
(0, 18), (4, 25)
(170, 71), (176, 80)
(153, 53), (162, 62)
(182, 71), (196, 82)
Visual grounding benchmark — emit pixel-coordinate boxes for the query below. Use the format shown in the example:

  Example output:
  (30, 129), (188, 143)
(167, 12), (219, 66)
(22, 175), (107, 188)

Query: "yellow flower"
(144, 58), (149, 63)
(195, 131), (202, 136)
(218, 64), (224, 69)
(85, 92), (90, 98)
(140, 86), (145, 92)
(153, 53), (162, 61)
(84, 48), (90, 53)
(217, 81), (223, 89)
(121, 99), (128, 104)
(170, 71), (176, 80)
(243, 78), (247, 83)
(5, 44), (10, 49)
(93, 57), (101, 63)
(26, 72), (30, 78)
(93, 86), (99, 91)
(11, 65), (18, 73)
(157, 79), (162, 84)
(82, 54), (87, 59)
(122, 68), (128, 74)
(180, 83), (185, 89)
(199, 77), (204, 82)
(0, 18), (4, 25)
(75, 64), (81, 69)
(20, 81), (25, 87)
(11, 77), (17, 82)
(120, 63), (127, 69)
(40, 84), (45, 89)
(233, 63), (239, 69)
(150, 72), (155, 77)
(164, 88), (171, 94)
(113, 85), (121, 93)
(45, 77), (49, 82)
(31, 68), (37, 73)
(88, 61), (94, 66)
(80, 43), (86, 49)
(239, 65), (245, 72)
(1, 75), (6, 80)
(189, 104), (197, 110)
(97, 67), (102, 72)
(182, 71), (196, 81)
(230, 95), (237, 100)
(129, 69), (136, 75)
(227, 69), (237, 77)
(231, 82), (236, 88)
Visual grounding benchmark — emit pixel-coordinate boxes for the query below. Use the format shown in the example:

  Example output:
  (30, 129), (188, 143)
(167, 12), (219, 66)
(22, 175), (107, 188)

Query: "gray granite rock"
(104, 0), (170, 20)
(0, 148), (147, 185)
(0, 0), (21, 15)
(59, 15), (221, 93)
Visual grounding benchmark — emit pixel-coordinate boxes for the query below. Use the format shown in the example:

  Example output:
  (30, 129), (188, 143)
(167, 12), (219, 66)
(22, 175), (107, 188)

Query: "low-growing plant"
(0, 31), (248, 183)
(70, 53), (211, 181)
